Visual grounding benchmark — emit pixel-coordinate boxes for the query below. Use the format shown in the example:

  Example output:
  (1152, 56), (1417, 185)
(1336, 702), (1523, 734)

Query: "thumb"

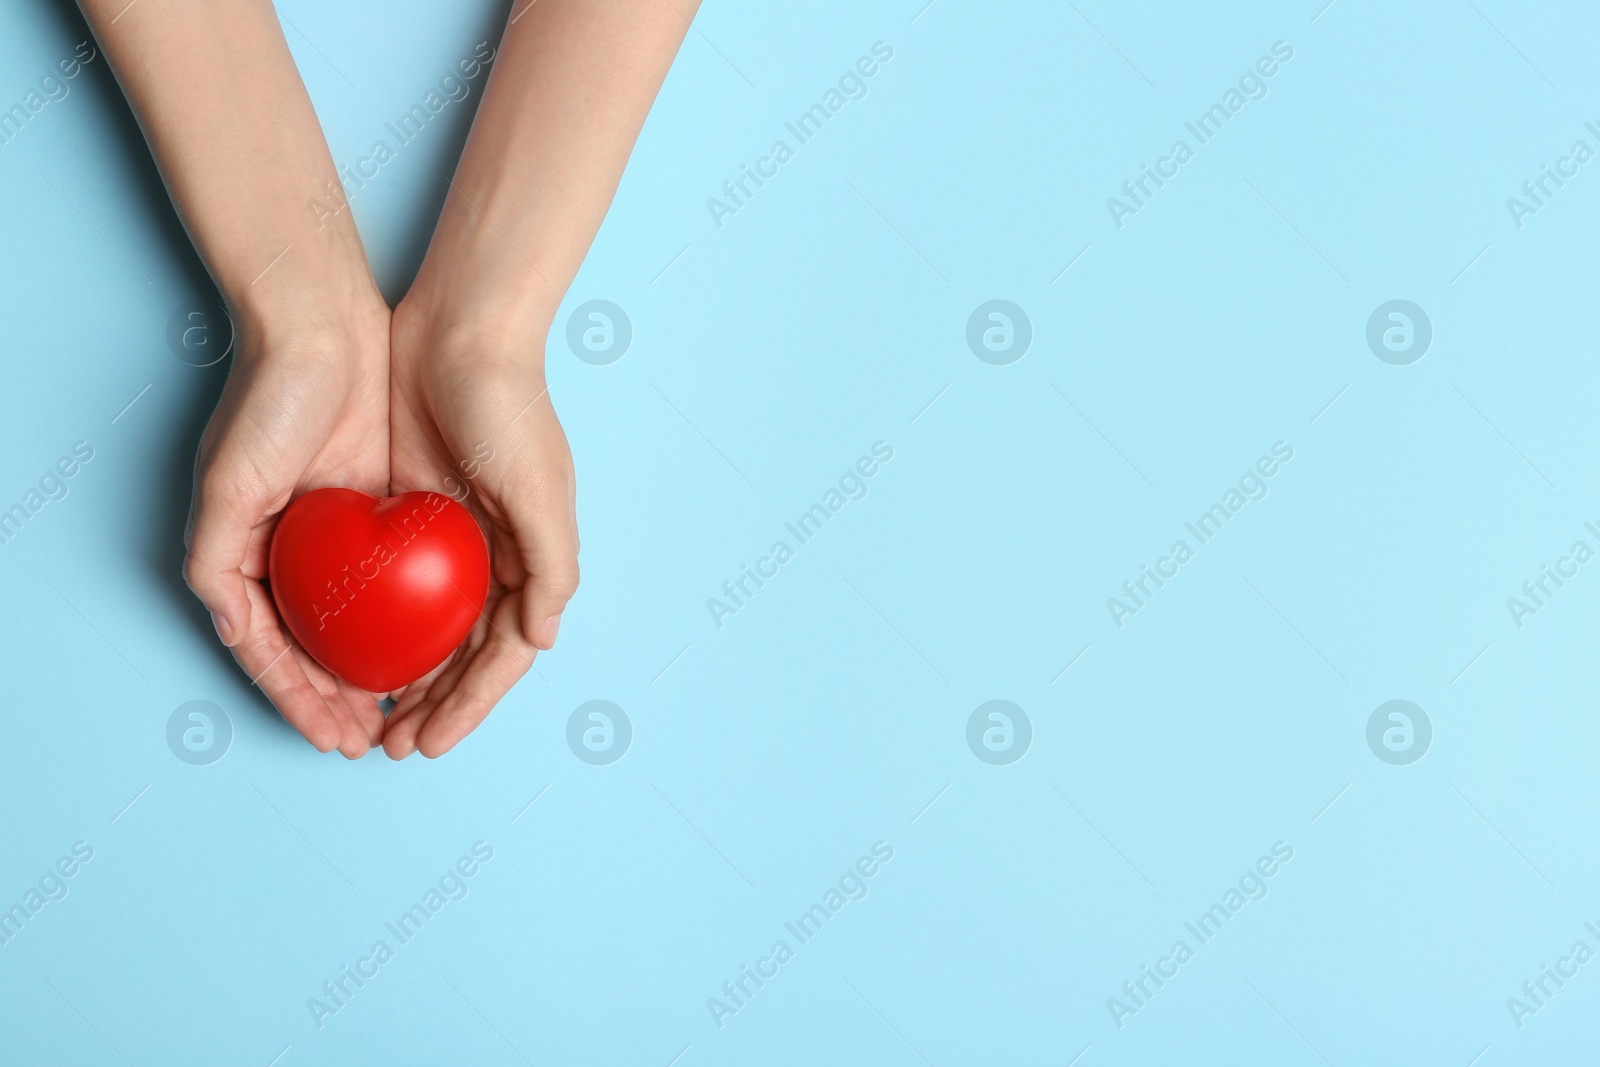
(505, 453), (579, 651)
(183, 462), (259, 647)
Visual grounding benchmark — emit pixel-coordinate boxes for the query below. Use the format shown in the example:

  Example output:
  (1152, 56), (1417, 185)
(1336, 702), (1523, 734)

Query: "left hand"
(380, 302), (580, 758)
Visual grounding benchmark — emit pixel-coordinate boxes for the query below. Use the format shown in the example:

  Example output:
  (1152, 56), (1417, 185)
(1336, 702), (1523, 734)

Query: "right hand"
(182, 294), (392, 758)
(378, 299), (581, 760)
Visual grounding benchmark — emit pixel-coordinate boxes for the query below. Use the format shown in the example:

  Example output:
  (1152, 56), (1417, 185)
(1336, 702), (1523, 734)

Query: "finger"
(383, 606), (490, 746)
(414, 599), (536, 758)
(504, 458), (579, 651)
(183, 456), (261, 648)
(387, 630), (467, 715)
(382, 684), (439, 760)
(381, 705), (423, 759)
(385, 686), (428, 730)
(382, 632), (480, 759)
(320, 675), (384, 750)
(345, 688), (385, 747)
(231, 583), (364, 756)
(256, 608), (374, 758)
(231, 637), (340, 754)
(292, 650), (373, 760)
(315, 666), (386, 748)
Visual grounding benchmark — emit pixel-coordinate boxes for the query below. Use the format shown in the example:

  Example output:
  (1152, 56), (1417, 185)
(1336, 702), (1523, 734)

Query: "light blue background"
(2, 0), (1598, 1063)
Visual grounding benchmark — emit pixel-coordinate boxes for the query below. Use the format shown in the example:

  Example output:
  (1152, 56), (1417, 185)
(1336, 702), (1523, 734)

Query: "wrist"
(398, 269), (558, 372)
(407, 205), (569, 344)
(228, 271), (390, 376)
(391, 291), (553, 383)
(180, 163), (378, 326)
(224, 224), (377, 313)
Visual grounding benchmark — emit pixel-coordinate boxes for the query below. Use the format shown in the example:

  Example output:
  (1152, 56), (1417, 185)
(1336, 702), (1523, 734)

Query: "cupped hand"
(183, 297), (392, 758)
(380, 303), (579, 759)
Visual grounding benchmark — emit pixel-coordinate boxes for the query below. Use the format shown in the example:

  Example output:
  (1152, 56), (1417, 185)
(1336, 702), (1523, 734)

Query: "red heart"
(268, 488), (490, 692)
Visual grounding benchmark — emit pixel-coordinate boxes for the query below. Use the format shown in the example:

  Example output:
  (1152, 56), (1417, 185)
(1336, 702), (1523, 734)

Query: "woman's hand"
(184, 296), (392, 758)
(370, 0), (695, 757)
(380, 306), (579, 759)
(78, 0), (401, 754)
(82, 0), (694, 758)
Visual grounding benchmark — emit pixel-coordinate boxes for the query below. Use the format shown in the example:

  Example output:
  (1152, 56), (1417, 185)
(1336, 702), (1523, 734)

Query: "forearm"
(406, 0), (699, 348)
(77, 0), (376, 324)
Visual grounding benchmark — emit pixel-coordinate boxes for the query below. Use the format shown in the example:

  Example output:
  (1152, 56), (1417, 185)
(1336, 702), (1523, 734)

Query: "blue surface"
(2, 0), (1598, 1063)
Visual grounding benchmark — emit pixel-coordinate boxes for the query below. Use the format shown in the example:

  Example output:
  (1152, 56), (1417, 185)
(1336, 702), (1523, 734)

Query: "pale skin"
(77, 0), (699, 757)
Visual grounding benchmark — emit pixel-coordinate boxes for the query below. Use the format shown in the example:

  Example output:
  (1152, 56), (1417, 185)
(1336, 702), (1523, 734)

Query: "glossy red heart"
(268, 488), (490, 692)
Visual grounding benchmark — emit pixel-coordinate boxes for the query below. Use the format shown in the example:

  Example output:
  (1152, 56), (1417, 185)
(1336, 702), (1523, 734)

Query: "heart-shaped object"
(268, 488), (490, 692)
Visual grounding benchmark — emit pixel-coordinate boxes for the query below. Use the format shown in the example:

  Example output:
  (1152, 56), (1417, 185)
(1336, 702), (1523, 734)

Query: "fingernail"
(210, 610), (236, 646)
(536, 613), (562, 649)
